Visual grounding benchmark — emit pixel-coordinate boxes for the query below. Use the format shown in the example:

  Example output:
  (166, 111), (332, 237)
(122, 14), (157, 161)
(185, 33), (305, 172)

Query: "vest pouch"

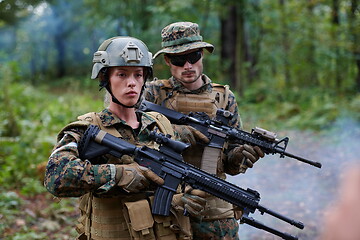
(90, 197), (130, 240)
(169, 208), (192, 240)
(76, 193), (93, 237)
(149, 196), (192, 240)
(76, 215), (86, 235)
(76, 233), (87, 240)
(124, 199), (156, 240)
(153, 215), (178, 240)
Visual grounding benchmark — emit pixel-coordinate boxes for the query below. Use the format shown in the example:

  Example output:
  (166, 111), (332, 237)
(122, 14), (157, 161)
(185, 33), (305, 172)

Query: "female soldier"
(44, 36), (207, 240)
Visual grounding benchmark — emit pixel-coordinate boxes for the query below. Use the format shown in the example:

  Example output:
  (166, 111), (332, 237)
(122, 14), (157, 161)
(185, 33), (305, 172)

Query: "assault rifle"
(78, 125), (304, 240)
(140, 100), (322, 169)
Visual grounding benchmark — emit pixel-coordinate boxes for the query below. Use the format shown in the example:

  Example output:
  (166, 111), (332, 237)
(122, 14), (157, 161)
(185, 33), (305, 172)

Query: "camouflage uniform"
(45, 109), (191, 240)
(45, 109), (174, 197)
(146, 22), (243, 240)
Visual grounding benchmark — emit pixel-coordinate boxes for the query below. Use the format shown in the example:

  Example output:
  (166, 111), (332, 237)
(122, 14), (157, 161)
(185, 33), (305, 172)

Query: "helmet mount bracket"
(120, 41), (143, 63)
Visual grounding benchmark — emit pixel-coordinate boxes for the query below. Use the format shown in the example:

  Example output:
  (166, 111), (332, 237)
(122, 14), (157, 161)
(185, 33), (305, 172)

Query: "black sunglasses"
(167, 50), (202, 67)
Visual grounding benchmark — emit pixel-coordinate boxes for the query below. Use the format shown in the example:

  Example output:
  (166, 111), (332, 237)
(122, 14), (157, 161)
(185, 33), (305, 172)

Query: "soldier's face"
(165, 49), (203, 88)
(108, 66), (144, 106)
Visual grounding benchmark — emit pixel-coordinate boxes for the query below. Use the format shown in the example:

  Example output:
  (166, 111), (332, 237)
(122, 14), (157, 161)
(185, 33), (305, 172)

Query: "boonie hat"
(153, 22), (214, 58)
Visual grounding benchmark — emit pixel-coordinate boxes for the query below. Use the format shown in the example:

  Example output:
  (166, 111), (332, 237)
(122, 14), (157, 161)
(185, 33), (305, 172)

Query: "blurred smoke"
(227, 117), (360, 240)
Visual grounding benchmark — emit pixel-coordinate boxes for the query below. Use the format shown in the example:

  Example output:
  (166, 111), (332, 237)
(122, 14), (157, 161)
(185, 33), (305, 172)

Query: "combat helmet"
(91, 36), (153, 107)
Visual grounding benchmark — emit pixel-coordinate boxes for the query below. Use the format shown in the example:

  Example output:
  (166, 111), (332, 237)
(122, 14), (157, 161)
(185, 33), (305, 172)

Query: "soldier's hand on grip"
(174, 125), (209, 146)
(172, 187), (209, 217)
(228, 144), (265, 168)
(115, 163), (164, 193)
(181, 188), (208, 217)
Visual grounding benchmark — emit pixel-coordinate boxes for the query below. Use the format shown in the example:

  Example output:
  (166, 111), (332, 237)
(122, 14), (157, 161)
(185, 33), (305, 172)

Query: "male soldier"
(44, 36), (208, 240)
(144, 22), (264, 239)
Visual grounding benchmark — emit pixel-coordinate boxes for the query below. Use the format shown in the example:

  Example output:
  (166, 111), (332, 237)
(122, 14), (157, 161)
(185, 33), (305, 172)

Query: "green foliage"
(7, 232), (47, 240)
(0, 190), (23, 236)
(0, 188), (78, 239)
(0, 0), (44, 25)
(0, 63), (103, 193)
(0, 191), (23, 215)
(238, 81), (359, 131)
(1, 0), (358, 93)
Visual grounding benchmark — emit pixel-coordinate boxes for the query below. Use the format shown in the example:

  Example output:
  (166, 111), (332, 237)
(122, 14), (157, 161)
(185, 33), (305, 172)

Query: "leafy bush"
(238, 81), (359, 131)
(0, 188), (78, 239)
(0, 190), (23, 236)
(0, 65), (103, 193)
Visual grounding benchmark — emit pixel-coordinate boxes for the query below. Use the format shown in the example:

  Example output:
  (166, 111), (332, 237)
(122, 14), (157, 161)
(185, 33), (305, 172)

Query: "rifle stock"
(78, 125), (304, 240)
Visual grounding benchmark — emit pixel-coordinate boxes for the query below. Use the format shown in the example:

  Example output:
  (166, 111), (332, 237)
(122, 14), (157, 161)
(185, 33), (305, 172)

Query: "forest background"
(0, 0), (359, 239)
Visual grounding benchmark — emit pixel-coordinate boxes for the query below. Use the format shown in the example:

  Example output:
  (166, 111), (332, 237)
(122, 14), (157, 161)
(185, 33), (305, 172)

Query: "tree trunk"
(220, 5), (239, 94)
(249, 0), (262, 82)
(237, 2), (245, 93)
(238, 0), (256, 85)
(306, 0), (318, 86)
(350, 0), (360, 92)
(279, 0), (291, 85)
(331, 0), (341, 89)
(54, 31), (66, 78)
(30, 45), (37, 84)
(52, 6), (66, 78)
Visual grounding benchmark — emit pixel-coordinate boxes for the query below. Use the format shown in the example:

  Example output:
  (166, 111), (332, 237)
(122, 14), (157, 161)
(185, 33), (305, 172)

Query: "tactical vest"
(154, 79), (230, 119)
(152, 79), (235, 221)
(72, 111), (191, 240)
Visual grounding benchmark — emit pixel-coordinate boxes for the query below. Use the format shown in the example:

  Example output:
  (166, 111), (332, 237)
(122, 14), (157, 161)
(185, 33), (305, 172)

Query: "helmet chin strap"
(100, 80), (144, 108)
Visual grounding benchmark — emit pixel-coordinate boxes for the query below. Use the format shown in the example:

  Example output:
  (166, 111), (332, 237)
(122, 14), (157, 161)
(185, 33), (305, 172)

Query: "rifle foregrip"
(151, 186), (175, 216)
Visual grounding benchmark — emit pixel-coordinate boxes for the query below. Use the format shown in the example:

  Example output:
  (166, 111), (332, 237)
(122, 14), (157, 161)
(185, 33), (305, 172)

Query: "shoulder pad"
(211, 83), (230, 109)
(57, 120), (90, 142)
(57, 112), (96, 141)
(60, 120), (91, 133)
(143, 111), (167, 121)
(143, 111), (174, 137)
(77, 112), (97, 123)
(212, 83), (230, 95)
(212, 83), (228, 90)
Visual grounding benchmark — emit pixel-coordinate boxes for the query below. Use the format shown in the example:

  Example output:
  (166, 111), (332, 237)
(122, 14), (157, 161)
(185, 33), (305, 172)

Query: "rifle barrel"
(282, 151), (322, 168)
(257, 204), (304, 229)
(241, 216), (298, 240)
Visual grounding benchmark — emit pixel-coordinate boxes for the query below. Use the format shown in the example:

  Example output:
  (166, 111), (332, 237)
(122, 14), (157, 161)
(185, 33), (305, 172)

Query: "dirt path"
(228, 118), (360, 239)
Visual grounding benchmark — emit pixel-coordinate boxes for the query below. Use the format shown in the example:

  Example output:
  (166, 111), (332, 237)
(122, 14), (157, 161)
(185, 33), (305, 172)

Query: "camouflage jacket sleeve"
(44, 126), (117, 197)
(222, 89), (248, 175)
(225, 89), (242, 129)
(144, 81), (159, 103)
